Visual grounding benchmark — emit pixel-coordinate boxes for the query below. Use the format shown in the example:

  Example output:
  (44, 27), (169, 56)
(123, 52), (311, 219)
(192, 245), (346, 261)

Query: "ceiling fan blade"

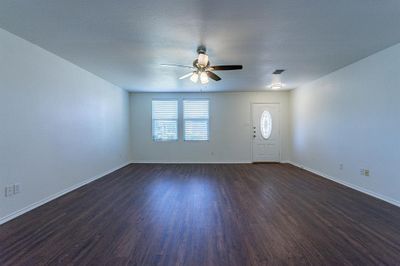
(179, 72), (194, 80)
(210, 65), (243, 71)
(207, 71), (221, 81)
(160, 64), (194, 69)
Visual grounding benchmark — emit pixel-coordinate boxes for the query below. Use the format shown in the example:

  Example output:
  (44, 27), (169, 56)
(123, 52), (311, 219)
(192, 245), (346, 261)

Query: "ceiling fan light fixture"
(268, 74), (284, 89)
(270, 83), (283, 89)
(200, 71), (209, 84)
(190, 72), (199, 83)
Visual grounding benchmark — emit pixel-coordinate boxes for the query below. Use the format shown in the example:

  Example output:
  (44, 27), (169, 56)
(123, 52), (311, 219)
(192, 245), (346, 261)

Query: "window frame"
(151, 99), (179, 142)
(182, 98), (210, 142)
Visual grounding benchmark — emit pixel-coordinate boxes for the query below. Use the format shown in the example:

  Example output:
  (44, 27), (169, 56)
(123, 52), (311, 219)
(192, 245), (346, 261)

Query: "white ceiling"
(1, 0), (400, 92)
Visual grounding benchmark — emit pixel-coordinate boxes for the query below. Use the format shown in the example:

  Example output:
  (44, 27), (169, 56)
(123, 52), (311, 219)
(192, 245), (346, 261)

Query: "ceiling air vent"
(272, 69), (285, 74)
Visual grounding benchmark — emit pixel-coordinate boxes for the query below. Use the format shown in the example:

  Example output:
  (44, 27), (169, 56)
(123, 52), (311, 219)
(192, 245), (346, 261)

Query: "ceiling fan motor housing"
(197, 45), (207, 55)
(195, 45), (209, 69)
(193, 59), (210, 70)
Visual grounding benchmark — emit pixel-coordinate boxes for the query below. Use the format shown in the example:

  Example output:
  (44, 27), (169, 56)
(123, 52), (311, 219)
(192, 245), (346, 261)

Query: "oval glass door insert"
(260, 111), (272, 139)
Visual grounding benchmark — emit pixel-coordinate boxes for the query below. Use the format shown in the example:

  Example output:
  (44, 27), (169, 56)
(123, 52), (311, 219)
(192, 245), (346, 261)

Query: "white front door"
(252, 103), (280, 162)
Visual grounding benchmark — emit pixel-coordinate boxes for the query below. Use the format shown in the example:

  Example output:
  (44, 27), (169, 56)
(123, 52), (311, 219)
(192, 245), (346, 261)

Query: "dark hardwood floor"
(1, 163), (400, 265)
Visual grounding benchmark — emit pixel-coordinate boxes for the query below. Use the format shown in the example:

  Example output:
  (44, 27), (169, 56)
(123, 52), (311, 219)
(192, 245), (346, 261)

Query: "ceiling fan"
(161, 45), (243, 84)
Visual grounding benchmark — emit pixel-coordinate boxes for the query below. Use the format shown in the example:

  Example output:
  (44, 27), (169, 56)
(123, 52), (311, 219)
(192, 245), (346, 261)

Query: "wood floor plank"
(1, 163), (400, 265)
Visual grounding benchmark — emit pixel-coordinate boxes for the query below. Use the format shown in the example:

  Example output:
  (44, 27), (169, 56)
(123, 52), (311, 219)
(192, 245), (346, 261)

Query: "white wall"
(130, 92), (290, 163)
(290, 43), (400, 205)
(0, 28), (131, 223)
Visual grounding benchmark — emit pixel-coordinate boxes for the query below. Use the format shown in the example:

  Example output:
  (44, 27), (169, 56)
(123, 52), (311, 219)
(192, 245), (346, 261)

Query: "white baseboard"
(131, 161), (253, 164)
(0, 161), (132, 225)
(287, 161), (400, 208)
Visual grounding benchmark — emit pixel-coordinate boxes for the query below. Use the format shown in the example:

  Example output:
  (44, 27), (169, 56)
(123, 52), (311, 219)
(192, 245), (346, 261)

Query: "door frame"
(250, 102), (282, 163)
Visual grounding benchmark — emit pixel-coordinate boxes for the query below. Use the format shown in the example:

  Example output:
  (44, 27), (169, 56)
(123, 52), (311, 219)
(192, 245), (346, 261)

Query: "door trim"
(250, 102), (282, 163)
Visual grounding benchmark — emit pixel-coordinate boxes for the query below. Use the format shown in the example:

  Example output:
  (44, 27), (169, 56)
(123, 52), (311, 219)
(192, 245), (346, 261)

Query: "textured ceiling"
(1, 0), (400, 92)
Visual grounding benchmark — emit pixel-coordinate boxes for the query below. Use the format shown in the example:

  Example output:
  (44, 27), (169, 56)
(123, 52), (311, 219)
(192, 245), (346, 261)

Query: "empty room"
(1, 1), (400, 265)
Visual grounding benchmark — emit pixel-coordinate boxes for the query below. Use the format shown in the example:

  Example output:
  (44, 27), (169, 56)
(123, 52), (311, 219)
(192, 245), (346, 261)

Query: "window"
(183, 100), (209, 141)
(152, 100), (178, 141)
(260, 110), (272, 139)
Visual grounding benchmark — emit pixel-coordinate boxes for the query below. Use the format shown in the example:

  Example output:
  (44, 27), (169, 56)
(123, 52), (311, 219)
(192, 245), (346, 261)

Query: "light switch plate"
(13, 184), (20, 194)
(5, 186), (13, 197)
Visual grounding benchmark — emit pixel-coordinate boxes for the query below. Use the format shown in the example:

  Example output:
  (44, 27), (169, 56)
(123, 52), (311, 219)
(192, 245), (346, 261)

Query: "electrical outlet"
(5, 186), (13, 197)
(13, 184), (20, 194)
(359, 169), (370, 176)
(339, 164), (343, 170)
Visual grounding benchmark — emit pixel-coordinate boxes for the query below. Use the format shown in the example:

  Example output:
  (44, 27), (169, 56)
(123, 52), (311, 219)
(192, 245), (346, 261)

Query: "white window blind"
(183, 100), (209, 141)
(152, 100), (178, 141)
